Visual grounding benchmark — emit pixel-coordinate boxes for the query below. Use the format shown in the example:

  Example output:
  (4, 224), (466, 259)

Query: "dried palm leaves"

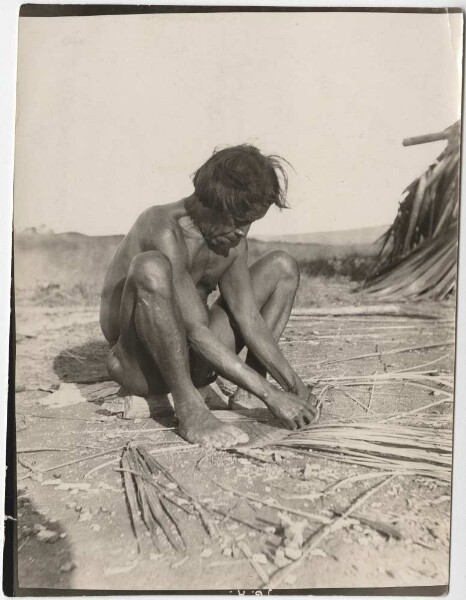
(366, 121), (460, 300)
(120, 443), (216, 553)
(270, 422), (452, 482)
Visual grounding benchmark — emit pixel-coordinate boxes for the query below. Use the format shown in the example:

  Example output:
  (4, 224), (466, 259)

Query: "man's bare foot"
(197, 383), (229, 410)
(229, 387), (265, 410)
(178, 403), (249, 449)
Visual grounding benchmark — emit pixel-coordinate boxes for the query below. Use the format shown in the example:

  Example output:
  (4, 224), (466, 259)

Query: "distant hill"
(14, 229), (380, 303)
(15, 231), (124, 294)
(255, 224), (388, 246)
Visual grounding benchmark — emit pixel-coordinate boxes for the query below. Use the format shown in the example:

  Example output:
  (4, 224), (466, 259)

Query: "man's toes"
(212, 428), (240, 449)
(221, 431), (240, 448)
(213, 437), (232, 449)
(201, 437), (214, 450)
(226, 426), (248, 445)
(210, 438), (224, 449)
(234, 430), (249, 445)
(208, 429), (234, 449)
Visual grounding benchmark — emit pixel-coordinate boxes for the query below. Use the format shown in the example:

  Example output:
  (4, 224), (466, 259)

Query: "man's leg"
(192, 251), (300, 406)
(106, 251), (248, 448)
(243, 250), (300, 376)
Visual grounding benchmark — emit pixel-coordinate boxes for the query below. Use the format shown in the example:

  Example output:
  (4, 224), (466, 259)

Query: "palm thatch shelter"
(365, 121), (461, 300)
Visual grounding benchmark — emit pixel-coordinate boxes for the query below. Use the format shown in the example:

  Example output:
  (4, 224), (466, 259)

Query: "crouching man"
(100, 145), (318, 449)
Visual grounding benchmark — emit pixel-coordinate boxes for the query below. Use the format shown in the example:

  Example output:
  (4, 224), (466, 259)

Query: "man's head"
(190, 144), (290, 255)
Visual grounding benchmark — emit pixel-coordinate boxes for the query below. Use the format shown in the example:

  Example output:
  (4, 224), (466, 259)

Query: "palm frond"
(366, 121), (460, 300)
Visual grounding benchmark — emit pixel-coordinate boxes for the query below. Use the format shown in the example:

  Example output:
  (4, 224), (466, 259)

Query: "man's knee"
(268, 251), (300, 284)
(129, 251), (173, 294)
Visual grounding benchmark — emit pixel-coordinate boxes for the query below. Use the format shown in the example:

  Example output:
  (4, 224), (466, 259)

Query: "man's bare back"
(100, 146), (318, 448)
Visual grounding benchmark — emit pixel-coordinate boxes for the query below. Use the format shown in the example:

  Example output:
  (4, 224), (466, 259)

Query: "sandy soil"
(13, 297), (455, 593)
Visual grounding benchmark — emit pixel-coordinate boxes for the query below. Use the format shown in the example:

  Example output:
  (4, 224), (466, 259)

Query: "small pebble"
(357, 536), (369, 546)
(37, 529), (59, 543)
(200, 548), (213, 558)
(222, 547), (232, 557)
(284, 546), (303, 560)
(78, 510), (93, 522)
(252, 553), (268, 565)
(90, 524), (101, 532)
(274, 548), (291, 568)
(60, 561), (76, 573)
(59, 533), (67, 539)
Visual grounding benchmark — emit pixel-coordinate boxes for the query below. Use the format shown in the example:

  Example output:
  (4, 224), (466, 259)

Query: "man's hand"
(265, 387), (318, 430)
(293, 381), (319, 414)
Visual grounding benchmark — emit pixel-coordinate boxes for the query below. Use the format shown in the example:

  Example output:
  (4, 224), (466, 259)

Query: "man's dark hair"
(192, 144), (290, 222)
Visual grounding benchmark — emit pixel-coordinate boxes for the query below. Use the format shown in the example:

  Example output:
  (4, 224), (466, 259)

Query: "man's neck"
(184, 194), (202, 217)
(184, 194), (212, 235)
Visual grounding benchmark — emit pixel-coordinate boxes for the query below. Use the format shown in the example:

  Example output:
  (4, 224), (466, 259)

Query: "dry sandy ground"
(13, 299), (455, 593)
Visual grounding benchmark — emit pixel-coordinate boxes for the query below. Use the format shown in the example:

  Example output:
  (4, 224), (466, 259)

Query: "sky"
(13, 11), (463, 238)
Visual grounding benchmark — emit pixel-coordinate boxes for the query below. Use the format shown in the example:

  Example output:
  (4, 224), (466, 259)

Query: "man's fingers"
(302, 411), (314, 425)
(286, 418), (298, 431)
(308, 393), (318, 408)
(295, 414), (306, 429)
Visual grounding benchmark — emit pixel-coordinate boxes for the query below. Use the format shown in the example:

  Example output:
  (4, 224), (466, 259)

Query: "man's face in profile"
(202, 204), (269, 256)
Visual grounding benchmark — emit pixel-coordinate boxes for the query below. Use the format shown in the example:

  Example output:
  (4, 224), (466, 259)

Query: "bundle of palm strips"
(270, 422), (452, 482)
(366, 120), (460, 300)
(120, 443), (216, 553)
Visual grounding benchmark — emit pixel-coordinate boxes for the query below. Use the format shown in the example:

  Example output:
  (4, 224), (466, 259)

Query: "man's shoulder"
(133, 205), (188, 260)
(135, 204), (169, 226)
(134, 205), (178, 238)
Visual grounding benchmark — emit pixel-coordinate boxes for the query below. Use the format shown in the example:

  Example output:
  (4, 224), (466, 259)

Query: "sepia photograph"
(8, 4), (463, 595)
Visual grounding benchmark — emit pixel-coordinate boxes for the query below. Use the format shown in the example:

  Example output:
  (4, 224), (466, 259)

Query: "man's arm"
(218, 243), (305, 395)
(156, 231), (275, 401)
(156, 231), (316, 429)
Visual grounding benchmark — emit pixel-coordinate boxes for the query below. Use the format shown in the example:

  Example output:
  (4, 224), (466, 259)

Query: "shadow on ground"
(53, 340), (110, 384)
(17, 492), (75, 591)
